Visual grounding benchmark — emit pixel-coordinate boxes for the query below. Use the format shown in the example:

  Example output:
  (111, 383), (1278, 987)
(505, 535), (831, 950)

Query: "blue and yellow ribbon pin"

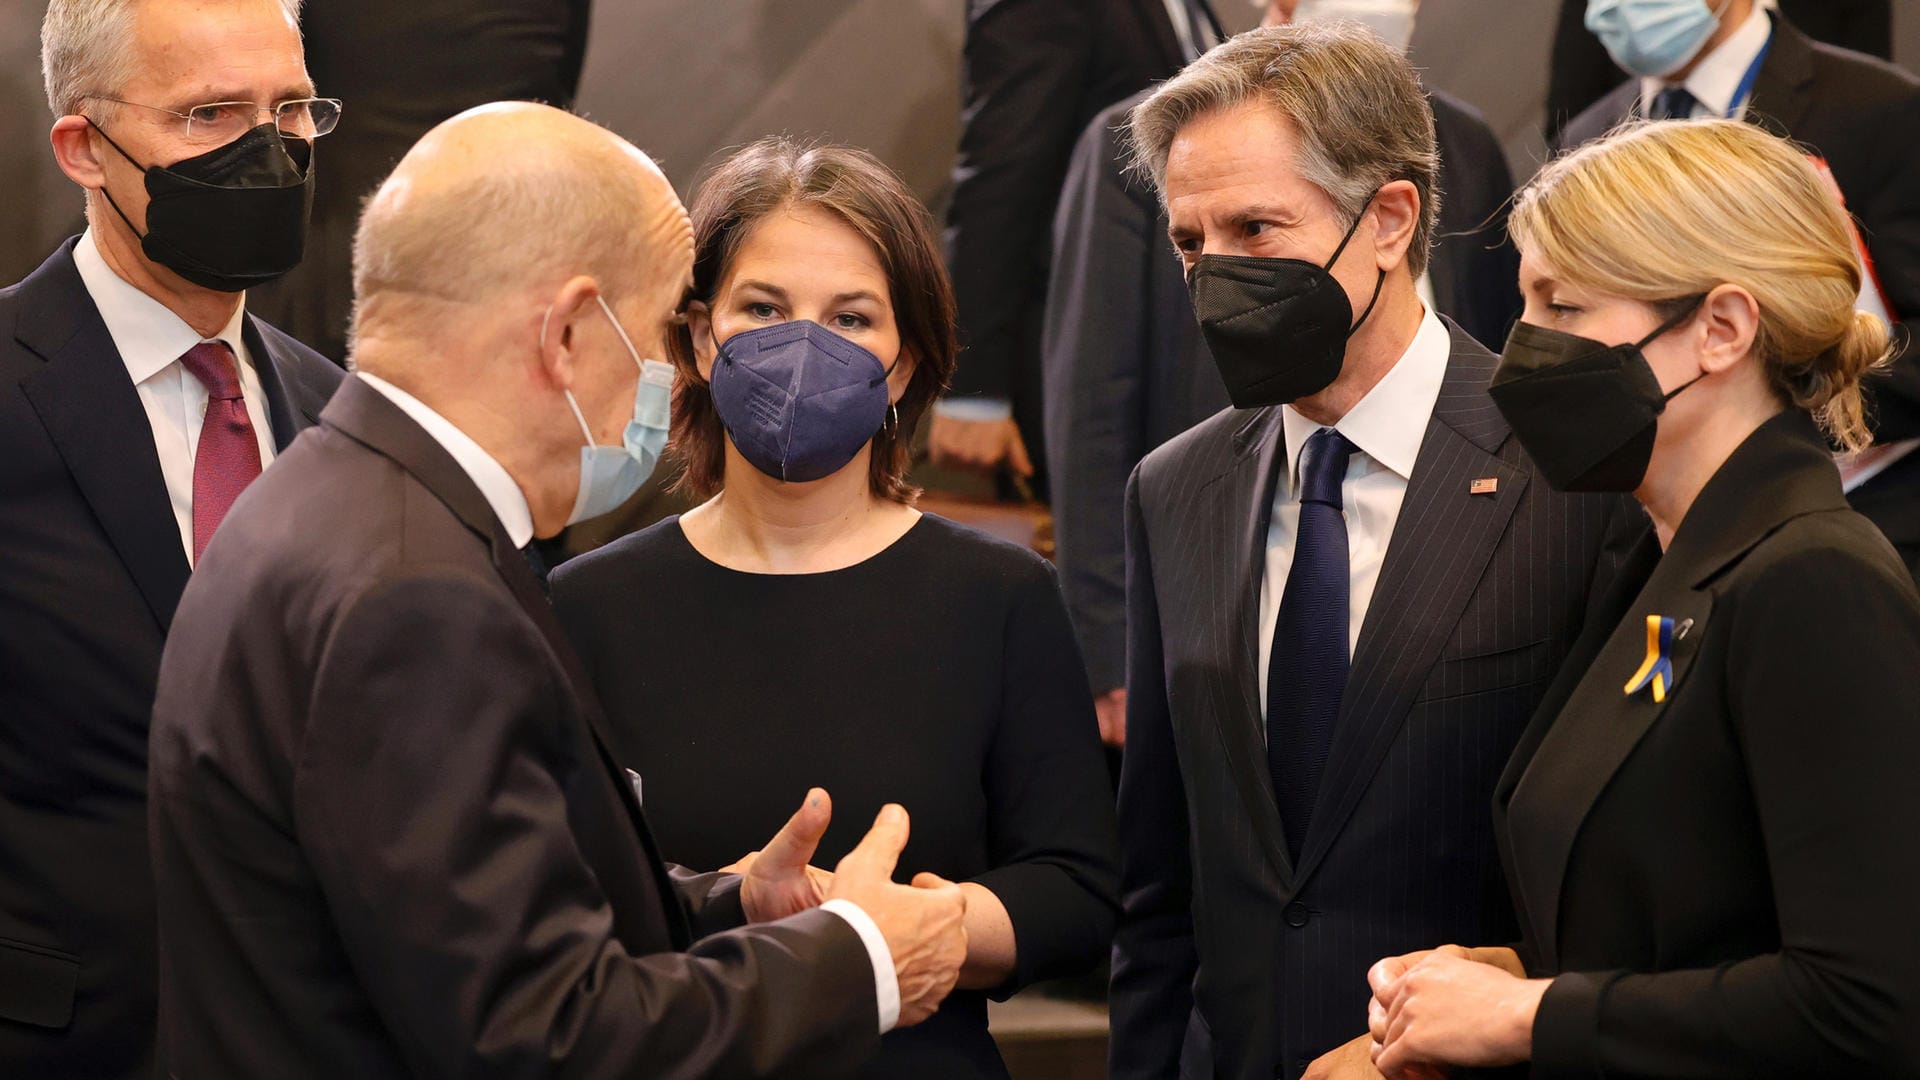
(1623, 615), (1678, 703)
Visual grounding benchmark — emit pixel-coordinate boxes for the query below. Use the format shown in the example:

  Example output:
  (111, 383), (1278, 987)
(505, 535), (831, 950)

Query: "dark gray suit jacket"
(0, 239), (341, 1078)
(1045, 90), (1522, 695)
(148, 377), (880, 1077)
(1111, 324), (1631, 1079)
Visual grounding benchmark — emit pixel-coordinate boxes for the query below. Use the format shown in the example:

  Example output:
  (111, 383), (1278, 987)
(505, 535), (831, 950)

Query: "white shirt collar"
(72, 228), (249, 385)
(1281, 303), (1450, 488)
(354, 372), (535, 548)
(1639, 3), (1772, 119)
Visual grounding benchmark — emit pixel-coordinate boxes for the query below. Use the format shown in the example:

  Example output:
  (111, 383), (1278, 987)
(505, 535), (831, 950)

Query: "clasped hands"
(1354, 944), (1548, 1078)
(728, 788), (969, 1026)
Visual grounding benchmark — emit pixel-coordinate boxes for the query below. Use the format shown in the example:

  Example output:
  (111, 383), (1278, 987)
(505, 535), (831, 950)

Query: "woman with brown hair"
(1362, 119), (1920, 1078)
(550, 138), (1118, 1077)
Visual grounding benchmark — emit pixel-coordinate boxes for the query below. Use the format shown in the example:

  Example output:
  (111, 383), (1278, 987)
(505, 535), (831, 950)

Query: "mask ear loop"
(1634, 293), (1710, 351)
(83, 116), (156, 243)
(541, 302), (601, 446)
(1321, 190), (1389, 336)
(1636, 293), (1712, 403)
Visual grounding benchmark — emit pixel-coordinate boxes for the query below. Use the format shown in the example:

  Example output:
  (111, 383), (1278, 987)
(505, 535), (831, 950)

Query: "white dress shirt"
(1638, 2), (1772, 120)
(357, 373), (903, 1032)
(73, 229), (278, 566)
(1257, 305), (1451, 718)
(356, 373), (534, 547)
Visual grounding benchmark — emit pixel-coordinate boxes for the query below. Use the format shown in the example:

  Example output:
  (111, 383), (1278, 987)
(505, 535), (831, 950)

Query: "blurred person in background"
(248, 0), (592, 364)
(933, 0), (1225, 495)
(1547, 0), (1894, 142)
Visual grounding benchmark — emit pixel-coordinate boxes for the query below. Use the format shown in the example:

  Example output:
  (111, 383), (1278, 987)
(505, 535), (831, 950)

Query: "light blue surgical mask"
(1586, 0), (1731, 79)
(550, 296), (673, 525)
(1293, 0), (1417, 52)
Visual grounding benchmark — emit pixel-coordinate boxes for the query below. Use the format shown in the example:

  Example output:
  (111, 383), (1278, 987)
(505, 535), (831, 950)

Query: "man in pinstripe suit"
(1109, 24), (1631, 1080)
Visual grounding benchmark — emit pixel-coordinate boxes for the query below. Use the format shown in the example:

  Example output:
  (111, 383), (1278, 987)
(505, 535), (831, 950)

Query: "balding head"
(351, 102), (690, 354)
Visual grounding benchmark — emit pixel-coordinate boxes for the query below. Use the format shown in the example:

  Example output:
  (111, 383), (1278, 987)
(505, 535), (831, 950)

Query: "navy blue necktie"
(520, 541), (552, 600)
(1267, 427), (1357, 864)
(1652, 86), (1698, 120)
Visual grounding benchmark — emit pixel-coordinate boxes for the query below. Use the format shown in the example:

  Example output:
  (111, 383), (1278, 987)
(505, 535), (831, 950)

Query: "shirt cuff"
(819, 898), (900, 1033)
(933, 396), (1014, 422)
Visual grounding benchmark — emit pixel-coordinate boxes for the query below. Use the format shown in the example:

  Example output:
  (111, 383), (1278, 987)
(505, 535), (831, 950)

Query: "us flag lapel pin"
(1469, 477), (1498, 496)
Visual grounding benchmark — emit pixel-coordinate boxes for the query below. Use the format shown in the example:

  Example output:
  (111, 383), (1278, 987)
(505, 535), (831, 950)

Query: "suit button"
(1282, 900), (1310, 927)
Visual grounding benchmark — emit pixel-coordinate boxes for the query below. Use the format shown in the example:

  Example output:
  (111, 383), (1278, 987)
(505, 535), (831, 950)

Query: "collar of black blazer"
(1662, 408), (1847, 590)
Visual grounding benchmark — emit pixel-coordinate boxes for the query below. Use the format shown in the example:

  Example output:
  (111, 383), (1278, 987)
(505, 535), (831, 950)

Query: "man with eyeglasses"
(0, 1), (343, 1074)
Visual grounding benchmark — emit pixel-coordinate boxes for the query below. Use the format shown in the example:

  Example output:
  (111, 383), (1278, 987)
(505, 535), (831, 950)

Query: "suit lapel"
(1214, 407), (1296, 880)
(244, 317), (333, 452)
(1746, 14), (1816, 138)
(1505, 569), (1712, 961)
(15, 242), (188, 631)
(1493, 521), (1659, 959)
(1499, 411), (1844, 962)
(322, 377), (691, 943)
(487, 520), (694, 947)
(1294, 328), (1527, 882)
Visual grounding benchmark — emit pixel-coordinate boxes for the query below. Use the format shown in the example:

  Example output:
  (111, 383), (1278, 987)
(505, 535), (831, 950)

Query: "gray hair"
(41, 0), (303, 118)
(1127, 21), (1441, 275)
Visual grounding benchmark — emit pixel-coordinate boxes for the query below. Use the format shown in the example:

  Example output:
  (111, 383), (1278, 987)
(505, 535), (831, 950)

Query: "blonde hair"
(1513, 119), (1890, 452)
(1127, 21), (1440, 275)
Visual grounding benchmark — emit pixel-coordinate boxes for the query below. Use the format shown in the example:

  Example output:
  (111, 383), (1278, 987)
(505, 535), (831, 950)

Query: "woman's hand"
(1366, 950), (1549, 1076)
(735, 788), (836, 923)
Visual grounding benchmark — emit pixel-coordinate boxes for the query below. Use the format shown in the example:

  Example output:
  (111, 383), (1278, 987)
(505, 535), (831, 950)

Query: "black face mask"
(1488, 298), (1707, 492)
(87, 119), (313, 293)
(1186, 196), (1387, 409)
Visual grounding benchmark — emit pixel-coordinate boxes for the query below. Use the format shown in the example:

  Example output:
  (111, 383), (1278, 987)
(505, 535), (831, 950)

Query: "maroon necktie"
(178, 341), (263, 562)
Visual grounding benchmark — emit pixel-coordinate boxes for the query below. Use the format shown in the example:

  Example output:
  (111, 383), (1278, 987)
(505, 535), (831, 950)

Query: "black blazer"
(147, 376), (881, 1077)
(1111, 323), (1632, 1080)
(1494, 410), (1920, 1078)
(1043, 88), (1521, 695)
(0, 239), (341, 1078)
(944, 0), (1218, 478)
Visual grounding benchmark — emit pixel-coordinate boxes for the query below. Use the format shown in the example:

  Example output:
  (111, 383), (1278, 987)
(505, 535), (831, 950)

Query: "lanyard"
(1726, 36), (1772, 119)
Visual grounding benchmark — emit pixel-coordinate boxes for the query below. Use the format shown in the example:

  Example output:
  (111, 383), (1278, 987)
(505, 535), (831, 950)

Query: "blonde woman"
(1363, 119), (1920, 1078)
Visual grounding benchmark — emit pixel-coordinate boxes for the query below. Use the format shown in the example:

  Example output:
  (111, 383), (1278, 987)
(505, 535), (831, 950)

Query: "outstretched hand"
(735, 787), (837, 923)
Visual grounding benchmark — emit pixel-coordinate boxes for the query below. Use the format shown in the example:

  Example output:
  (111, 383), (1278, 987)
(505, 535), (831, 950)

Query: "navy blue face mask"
(708, 320), (899, 483)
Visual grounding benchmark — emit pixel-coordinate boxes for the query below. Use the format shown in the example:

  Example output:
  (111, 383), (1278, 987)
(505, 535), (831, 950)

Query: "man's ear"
(539, 275), (603, 392)
(686, 299), (717, 384)
(1369, 178), (1420, 273)
(51, 116), (108, 192)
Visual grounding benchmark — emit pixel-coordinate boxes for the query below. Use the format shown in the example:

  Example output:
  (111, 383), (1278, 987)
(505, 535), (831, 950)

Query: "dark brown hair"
(669, 137), (958, 501)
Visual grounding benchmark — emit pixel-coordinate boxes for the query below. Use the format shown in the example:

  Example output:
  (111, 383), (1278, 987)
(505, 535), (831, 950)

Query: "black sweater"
(552, 513), (1120, 1077)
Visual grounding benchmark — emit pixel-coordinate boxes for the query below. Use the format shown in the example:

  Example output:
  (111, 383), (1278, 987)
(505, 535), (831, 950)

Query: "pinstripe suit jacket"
(1111, 321), (1631, 1080)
